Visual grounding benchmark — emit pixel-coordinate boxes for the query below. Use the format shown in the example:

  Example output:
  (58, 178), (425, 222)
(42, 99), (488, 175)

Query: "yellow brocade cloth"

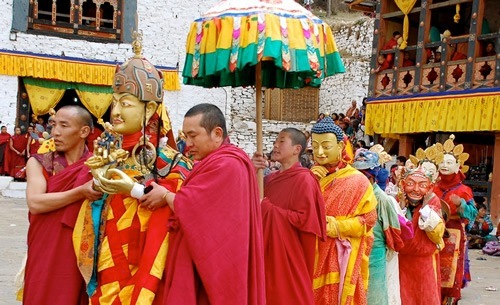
(73, 167), (187, 305)
(313, 165), (377, 305)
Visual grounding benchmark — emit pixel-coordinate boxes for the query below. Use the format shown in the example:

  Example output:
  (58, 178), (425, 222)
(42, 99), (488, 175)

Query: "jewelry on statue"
(132, 134), (156, 174)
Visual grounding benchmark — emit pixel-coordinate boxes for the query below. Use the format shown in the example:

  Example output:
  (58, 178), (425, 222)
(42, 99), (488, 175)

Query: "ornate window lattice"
(28, 0), (122, 41)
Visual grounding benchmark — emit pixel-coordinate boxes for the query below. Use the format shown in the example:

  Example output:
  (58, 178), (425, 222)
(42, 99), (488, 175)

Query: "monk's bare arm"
(26, 158), (101, 214)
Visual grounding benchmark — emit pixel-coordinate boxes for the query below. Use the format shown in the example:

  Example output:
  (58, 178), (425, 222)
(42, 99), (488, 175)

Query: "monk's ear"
(80, 126), (91, 139)
(212, 126), (224, 143)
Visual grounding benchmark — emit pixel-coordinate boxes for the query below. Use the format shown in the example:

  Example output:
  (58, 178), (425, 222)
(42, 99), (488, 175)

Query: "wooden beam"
(429, 0), (473, 10)
(382, 7), (421, 19)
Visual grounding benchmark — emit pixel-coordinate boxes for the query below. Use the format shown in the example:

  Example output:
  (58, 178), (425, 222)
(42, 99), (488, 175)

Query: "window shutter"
(11, 0), (29, 32)
(121, 0), (137, 43)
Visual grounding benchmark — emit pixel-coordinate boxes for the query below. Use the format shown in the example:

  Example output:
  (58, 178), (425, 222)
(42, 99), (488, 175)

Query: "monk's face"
(401, 174), (433, 202)
(111, 93), (146, 135)
(272, 132), (300, 165)
(52, 108), (90, 153)
(311, 133), (343, 166)
(182, 113), (223, 161)
(439, 154), (459, 175)
(1, 127), (7, 134)
(14, 127), (21, 135)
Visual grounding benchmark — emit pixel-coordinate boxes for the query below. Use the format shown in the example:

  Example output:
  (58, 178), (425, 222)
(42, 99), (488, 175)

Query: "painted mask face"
(311, 133), (343, 166)
(402, 174), (433, 202)
(439, 154), (460, 175)
(421, 161), (439, 181)
(111, 93), (145, 135)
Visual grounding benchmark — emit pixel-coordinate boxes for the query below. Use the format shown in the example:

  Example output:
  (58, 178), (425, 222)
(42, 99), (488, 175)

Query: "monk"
(142, 103), (266, 305)
(75, 39), (192, 305)
(398, 147), (446, 305)
(0, 126), (11, 175)
(23, 105), (102, 305)
(310, 117), (377, 305)
(252, 127), (326, 305)
(4, 126), (28, 177)
(434, 136), (477, 305)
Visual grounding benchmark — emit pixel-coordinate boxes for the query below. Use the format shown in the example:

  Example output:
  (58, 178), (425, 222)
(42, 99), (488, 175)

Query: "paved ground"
(0, 197), (498, 304)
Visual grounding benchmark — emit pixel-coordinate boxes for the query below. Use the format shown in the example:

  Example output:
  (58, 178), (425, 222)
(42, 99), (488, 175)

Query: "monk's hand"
(326, 216), (339, 238)
(251, 153), (267, 171)
(94, 168), (135, 195)
(80, 180), (103, 202)
(311, 165), (328, 180)
(449, 194), (463, 207)
(139, 182), (170, 211)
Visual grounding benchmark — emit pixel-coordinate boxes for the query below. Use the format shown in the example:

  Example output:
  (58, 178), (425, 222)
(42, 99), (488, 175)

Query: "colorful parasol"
(183, 0), (345, 193)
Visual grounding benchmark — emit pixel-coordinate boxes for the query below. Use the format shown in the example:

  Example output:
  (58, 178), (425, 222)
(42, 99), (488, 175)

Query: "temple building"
(346, 0), (500, 222)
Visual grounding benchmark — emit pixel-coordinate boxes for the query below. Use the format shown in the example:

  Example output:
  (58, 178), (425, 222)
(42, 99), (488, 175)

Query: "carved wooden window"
(28, 0), (122, 41)
(264, 88), (319, 123)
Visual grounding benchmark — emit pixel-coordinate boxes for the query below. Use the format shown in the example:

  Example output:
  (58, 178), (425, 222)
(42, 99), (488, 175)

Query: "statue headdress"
(113, 31), (164, 102)
(404, 145), (445, 183)
(434, 134), (469, 173)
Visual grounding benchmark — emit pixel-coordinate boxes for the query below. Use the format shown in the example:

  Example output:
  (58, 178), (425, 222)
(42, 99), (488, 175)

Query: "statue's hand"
(311, 165), (328, 180)
(94, 168), (135, 195)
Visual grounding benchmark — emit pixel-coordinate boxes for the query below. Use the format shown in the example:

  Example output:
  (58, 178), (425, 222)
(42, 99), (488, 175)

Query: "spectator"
(484, 42), (496, 56)
(346, 100), (360, 119)
(467, 203), (496, 249)
(396, 155), (407, 166)
(402, 51), (415, 67)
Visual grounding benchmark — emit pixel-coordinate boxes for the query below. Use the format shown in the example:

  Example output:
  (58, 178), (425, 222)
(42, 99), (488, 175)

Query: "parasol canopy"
(183, 0), (345, 88)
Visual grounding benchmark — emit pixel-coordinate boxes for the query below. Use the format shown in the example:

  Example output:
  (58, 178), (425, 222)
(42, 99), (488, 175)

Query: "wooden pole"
(255, 61), (264, 198)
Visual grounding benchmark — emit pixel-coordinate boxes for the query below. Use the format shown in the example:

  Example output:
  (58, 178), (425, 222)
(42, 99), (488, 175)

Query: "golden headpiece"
(404, 145), (445, 183)
(369, 144), (392, 165)
(434, 134), (469, 173)
(113, 31), (164, 102)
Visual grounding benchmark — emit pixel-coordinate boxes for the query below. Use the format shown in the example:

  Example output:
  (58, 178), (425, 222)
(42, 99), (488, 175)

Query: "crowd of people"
(17, 42), (497, 305)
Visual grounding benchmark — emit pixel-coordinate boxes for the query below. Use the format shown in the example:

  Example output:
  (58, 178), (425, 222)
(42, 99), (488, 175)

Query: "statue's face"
(111, 93), (145, 135)
(311, 133), (343, 166)
(402, 174), (433, 202)
(439, 154), (460, 175)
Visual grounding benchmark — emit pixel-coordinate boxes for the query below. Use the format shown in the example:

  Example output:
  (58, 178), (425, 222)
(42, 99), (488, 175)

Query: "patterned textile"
(73, 150), (191, 305)
(313, 165), (377, 305)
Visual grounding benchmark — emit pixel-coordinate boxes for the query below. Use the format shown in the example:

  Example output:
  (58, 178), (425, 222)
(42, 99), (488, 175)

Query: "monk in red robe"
(141, 103), (265, 305)
(0, 126), (11, 175)
(253, 128), (326, 305)
(24, 105), (102, 305)
(4, 126), (28, 177)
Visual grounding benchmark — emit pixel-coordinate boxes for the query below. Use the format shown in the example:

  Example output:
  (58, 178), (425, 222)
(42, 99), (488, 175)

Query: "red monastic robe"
(23, 149), (92, 305)
(4, 134), (29, 177)
(262, 163), (326, 305)
(161, 143), (265, 305)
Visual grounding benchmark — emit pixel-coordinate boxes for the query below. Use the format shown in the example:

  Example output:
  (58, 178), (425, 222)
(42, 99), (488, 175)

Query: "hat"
(311, 117), (344, 142)
(113, 31), (164, 102)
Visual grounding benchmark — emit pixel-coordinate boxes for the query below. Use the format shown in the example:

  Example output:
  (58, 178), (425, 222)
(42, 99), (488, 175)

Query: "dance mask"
(400, 146), (444, 204)
(434, 134), (469, 176)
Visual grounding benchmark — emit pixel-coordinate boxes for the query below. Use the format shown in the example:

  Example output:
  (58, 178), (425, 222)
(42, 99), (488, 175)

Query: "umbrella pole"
(255, 61), (264, 198)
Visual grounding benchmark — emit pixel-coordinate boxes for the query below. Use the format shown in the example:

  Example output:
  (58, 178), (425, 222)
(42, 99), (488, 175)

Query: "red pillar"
(490, 133), (500, 225)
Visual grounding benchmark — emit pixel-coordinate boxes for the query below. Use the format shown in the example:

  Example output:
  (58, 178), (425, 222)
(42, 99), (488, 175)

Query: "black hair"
(184, 103), (227, 138)
(0, 126), (5, 129)
(390, 164), (398, 170)
(58, 105), (94, 130)
(476, 203), (487, 211)
(281, 127), (307, 155)
(393, 31), (401, 37)
(397, 156), (407, 163)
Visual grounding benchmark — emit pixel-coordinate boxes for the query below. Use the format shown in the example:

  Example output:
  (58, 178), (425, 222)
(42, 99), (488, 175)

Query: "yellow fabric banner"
(365, 93), (500, 135)
(0, 51), (180, 91)
(75, 90), (113, 119)
(24, 84), (64, 116)
(394, 0), (417, 49)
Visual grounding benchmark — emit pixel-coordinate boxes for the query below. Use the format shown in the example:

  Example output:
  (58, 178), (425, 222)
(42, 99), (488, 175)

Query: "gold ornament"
(434, 134), (469, 173)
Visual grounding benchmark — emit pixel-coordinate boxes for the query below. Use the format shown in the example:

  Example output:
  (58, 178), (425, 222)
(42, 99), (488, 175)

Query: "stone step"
(0, 176), (13, 190)
(2, 189), (26, 199)
(7, 182), (27, 191)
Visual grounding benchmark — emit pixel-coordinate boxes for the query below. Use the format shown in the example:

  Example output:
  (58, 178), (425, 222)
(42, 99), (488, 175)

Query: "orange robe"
(313, 165), (377, 305)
